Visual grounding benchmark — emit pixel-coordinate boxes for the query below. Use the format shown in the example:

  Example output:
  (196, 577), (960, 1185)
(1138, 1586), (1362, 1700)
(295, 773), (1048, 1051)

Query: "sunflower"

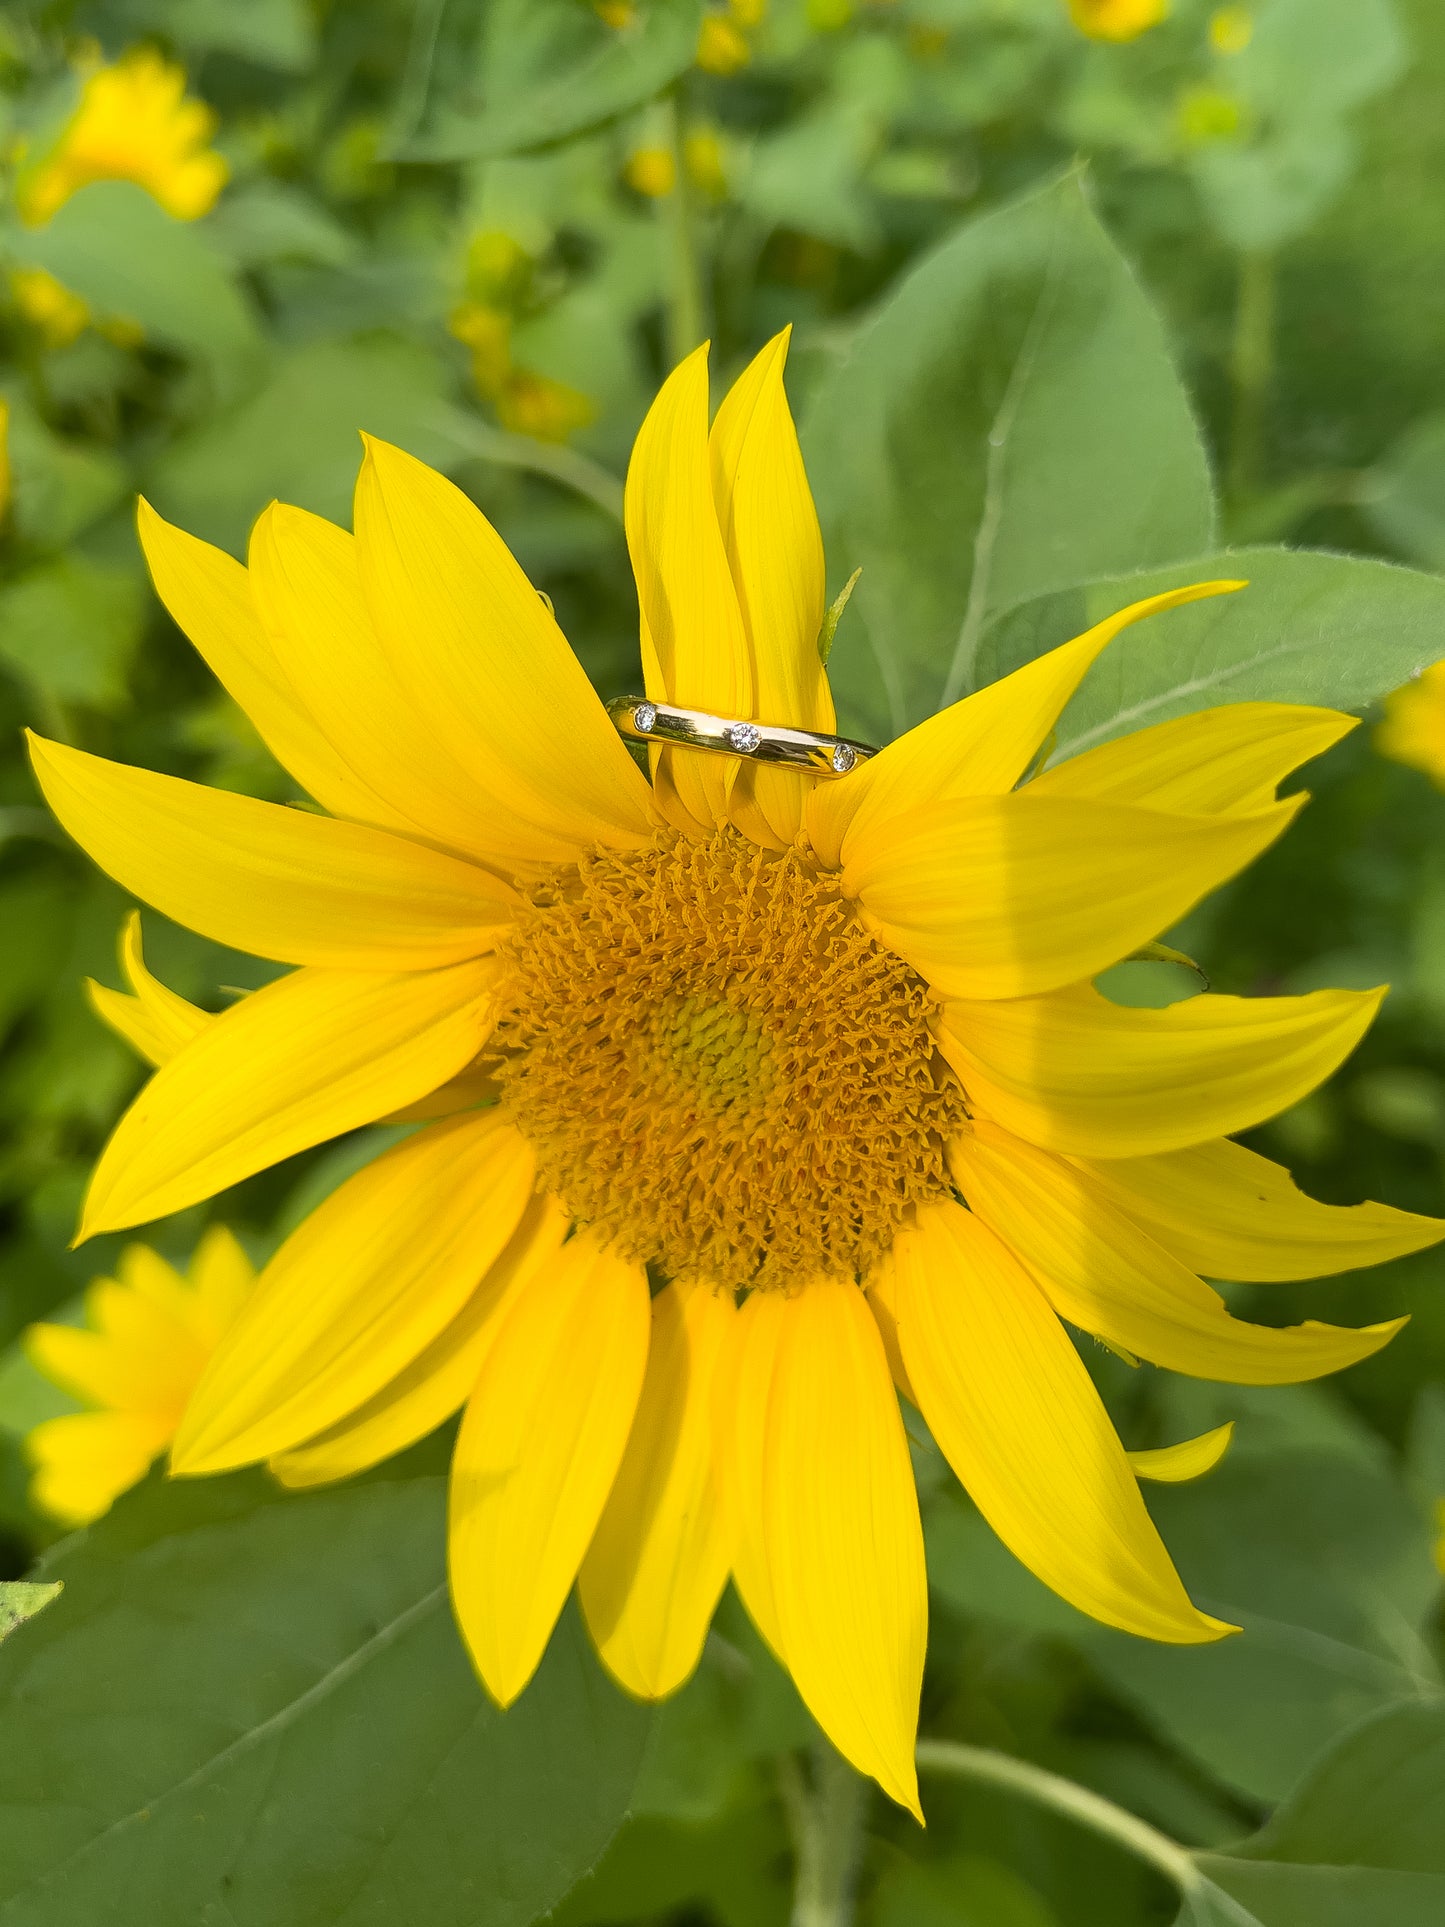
(30, 333), (1441, 1816)
(15, 47), (228, 229)
(23, 1226), (253, 1526)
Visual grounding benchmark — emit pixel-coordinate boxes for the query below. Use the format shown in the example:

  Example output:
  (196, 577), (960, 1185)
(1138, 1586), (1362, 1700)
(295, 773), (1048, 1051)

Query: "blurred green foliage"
(0, 0), (1443, 1923)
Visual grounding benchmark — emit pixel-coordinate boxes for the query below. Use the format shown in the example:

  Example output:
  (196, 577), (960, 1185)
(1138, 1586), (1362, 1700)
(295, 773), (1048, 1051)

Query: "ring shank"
(607, 697), (876, 777)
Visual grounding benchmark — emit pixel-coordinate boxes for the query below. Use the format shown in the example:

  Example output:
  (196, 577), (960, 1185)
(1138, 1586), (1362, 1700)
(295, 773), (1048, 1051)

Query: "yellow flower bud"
(696, 13), (751, 72)
(1209, 6), (1254, 54)
(1066, 0), (1168, 43)
(624, 144), (678, 198)
(10, 266), (89, 347)
(497, 370), (597, 443)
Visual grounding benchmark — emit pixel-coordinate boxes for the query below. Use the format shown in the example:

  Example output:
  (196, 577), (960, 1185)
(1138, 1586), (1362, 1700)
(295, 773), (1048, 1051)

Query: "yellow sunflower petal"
(759, 1279), (927, 1818)
(1030, 703), (1355, 815)
(806, 582), (1243, 869)
(892, 1200), (1231, 1644)
(172, 1111), (536, 1473)
(269, 1198), (568, 1489)
(29, 735), (519, 971)
(846, 792), (1301, 1002)
(580, 1280), (734, 1700)
(26, 1408), (173, 1526)
(81, 958), (502, 1238)
(136, 497), (410, 831)
(709, 328), (831, 845)
(625, 343), (752, 828)
(1071, 1136), (1445, 1281)
(952, 1122), (1406, 1384)
(379, 1063), (502, 1125)
(1129, 1424), (1234, 1483)
(713, 1286), (790, 1665)
(938, 980), (1384, 1157)
(449, 1231), (651, 1707)
(354, 436), (655, 861)
(249, 503), (543, 874)
(85, 911), (210, 1067)
(864, 1255), (919, 1407)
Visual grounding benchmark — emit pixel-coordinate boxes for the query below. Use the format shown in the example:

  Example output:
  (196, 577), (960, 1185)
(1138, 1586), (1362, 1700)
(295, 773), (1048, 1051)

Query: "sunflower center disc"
(495, 828), (968, 1292)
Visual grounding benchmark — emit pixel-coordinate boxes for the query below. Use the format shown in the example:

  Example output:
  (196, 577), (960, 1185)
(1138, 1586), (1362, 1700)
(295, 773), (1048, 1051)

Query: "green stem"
(916, 1741), (1205, 1900)
(662, 92), (706, 364)
(779, 1741), (869, 1927)
(1228, 248), (1276, 501)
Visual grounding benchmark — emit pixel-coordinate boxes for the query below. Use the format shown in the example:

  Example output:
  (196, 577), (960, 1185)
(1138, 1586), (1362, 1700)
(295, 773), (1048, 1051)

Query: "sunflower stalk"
(662, 90), (706, 365)
(916, 1740), (1205, 1900)
(779, 1740), (869, 1927)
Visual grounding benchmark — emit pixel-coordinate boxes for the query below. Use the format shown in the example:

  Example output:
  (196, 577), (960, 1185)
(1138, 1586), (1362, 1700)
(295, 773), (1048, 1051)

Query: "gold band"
(607, 697), (877, 778)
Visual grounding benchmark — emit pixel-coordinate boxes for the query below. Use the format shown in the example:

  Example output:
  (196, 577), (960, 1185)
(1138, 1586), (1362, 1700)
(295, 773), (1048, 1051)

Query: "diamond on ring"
(831, 743), (857, 774)
(633, 702), (658, 733)
(725, 722), (764, 754)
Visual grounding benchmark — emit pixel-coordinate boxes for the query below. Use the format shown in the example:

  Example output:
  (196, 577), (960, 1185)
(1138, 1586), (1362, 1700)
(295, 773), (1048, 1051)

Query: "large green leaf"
(802, 170), (1215, 742)
(0, 555), (144, 713)
(0, 1463), (650, 1927)
(0, 1582), (60, 1645)
(972, 547), (1445, 763)
(391, 0), (703, 163)
(926, 1389), (1439, 1806)
(1193, 1700), (1445, 1925)
(5, 183), (263, 399)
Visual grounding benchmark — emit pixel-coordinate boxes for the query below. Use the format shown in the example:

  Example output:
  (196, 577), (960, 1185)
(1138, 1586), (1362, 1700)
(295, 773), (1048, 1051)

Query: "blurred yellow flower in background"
(9, 265), (89, 347)
(684, 127), (729, 198)
(15, 47), (228, 227)
(23, 1228), (253, 1526)
(449, 299), (513, 395)
(1209, 6), (1254, 54)
(697, 11), (753, 73)
(623, 144), (677, 199)
(1178, 84), (1246, 146)
(1068, 0), (1168, 43)
(495, 370), (597, 442)
(1377, 664), (1445, 785)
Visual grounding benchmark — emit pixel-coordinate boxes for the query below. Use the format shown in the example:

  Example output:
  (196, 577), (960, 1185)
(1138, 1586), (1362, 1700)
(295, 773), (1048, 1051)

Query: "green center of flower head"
(493, 826), (969, 1293)
(649, 995), (779, 1118)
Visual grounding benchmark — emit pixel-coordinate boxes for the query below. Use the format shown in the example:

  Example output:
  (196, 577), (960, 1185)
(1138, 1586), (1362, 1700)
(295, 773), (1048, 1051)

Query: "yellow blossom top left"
(16, 47), (228, 227)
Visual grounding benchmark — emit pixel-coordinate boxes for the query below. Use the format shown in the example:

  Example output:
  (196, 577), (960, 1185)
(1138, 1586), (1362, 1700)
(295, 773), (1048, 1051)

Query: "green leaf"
(0, 390), (128, 550)
(0, 555), (144, 712)
(1229, 0), (1407, 123)
(6, 182), (263, 399)
(926, 1397), (1439, 1805)
(0, 1581), (61, 1645)
(143, 337), (474, 554)
(0, 1466), (651, 1927)
(162, 0), (318, 71)
(1193, 1699), (1445, 1925)
(1229, 1698), (1445, 1875)
(391, 0), (704, 163)
(871, 1853), (1062, 1926)
(1363, 412), (1445, 569)
(973, 547), (1445, 764)
(802, 170), (1215, 741)
(1173, 1880), (1264, 1925)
